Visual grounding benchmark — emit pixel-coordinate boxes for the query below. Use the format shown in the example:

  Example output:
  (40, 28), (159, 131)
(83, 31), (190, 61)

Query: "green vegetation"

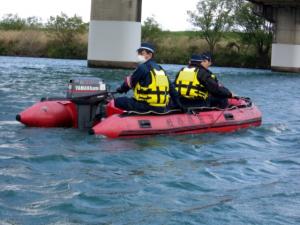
(235, 2), (273, 68)
(0, 13), (88, 58)
(45, 13), (88, 58)
(148, 30), (266, 68)
(187, 0), (234, 54)
(0, 14), (42, 30)
(146, 0), (272, 68)
(0, 0), (272, 68)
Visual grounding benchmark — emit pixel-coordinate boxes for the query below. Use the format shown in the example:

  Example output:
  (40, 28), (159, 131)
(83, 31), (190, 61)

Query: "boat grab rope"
(122, 97), (252, 116)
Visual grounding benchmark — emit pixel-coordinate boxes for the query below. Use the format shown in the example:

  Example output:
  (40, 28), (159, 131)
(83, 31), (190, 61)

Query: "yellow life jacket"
(133, 68), (170, 107)
(175, 67), (208, 100)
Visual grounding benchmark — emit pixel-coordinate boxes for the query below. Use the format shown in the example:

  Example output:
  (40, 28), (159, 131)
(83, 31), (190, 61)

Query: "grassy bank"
(0, 30), (270, 68)
(0, 30), (87, 59)
(152, 31), (270, 68)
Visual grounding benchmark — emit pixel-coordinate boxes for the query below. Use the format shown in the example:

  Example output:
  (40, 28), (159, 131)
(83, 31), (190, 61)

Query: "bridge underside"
(249, 0), (300, 73)
(250, 0), (300, 6)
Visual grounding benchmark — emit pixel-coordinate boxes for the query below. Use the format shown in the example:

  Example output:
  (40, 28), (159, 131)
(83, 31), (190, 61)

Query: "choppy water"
(0, 56), (300, 225)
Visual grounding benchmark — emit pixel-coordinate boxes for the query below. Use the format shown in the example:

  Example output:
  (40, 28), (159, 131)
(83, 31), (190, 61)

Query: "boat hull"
(17, 98), (262, 138)
(91, 104), (262, 138)
(16, 100), (77, 128)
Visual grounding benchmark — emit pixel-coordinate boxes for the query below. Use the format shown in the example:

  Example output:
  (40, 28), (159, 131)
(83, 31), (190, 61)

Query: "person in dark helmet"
(174, 52), (233, 109)
(115, 42), (182, 113)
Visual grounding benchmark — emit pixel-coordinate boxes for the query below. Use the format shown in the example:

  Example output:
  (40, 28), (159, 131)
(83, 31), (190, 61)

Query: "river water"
(0, 56), (299, 225)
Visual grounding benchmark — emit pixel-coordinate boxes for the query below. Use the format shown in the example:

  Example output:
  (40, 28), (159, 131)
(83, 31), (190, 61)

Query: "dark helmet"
(200, 52), (212, 62)
(137, 42), (155, 53)
(190, 54), (202, 62)
(190, 52), (212, 63)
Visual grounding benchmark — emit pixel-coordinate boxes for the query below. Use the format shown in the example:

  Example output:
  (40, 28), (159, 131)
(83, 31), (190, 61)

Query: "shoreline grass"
(0, 30), (270, 68)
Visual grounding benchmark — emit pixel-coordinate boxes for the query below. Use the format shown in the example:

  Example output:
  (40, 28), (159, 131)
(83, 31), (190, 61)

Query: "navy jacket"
(192, 64), (232, 98)
(118, 59), (180, 105)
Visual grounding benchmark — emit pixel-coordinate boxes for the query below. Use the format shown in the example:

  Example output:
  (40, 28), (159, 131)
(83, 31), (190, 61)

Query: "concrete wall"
(90, 0), (141, 21)
(274, 7), (300, 44)
(249, 1), (300, 72)
(272, 7), (300, 72)
(88, 0), (142, 69)
(272, 44), (300, 72)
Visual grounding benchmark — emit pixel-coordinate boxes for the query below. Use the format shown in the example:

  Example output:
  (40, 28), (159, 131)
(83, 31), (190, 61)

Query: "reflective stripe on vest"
(175, 67), (208, 100)
(134, 68), (170, 107)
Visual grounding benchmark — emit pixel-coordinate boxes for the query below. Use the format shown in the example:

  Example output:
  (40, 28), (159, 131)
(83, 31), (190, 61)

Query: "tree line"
(143, 0), (272, 68)
(0, 13), (88, 58)
(0, 0), (273, 68)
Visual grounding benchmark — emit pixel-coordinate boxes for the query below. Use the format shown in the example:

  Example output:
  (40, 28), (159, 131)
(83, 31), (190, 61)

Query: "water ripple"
(1, 56), (300, 224)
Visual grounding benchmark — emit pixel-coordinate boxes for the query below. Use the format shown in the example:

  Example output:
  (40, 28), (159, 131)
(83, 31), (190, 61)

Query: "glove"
(116, 86), (125, 94)
(175, 100), (188, 113)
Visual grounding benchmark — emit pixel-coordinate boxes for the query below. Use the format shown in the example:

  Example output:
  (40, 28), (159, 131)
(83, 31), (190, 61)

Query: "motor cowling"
(67, 77), (108, 129)
(67, 77), (107, 98)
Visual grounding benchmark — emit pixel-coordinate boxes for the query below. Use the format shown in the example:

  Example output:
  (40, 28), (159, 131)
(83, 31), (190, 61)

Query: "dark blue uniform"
(196, 65), (232, 109)
(177, 63), (232, 109)
(115, 59), (180, 112)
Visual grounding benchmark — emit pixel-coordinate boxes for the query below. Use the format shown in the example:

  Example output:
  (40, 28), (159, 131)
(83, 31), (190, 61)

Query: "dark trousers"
(175, 96), (228, 109)
(115, 97), (166, 113)
(208, 96), (229, 109)
(177, 96), (209, 108)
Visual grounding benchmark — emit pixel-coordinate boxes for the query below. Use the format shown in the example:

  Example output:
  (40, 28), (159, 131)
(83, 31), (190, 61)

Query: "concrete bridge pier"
(250, 0), (300, 73)
(88, 0), (142, 69)
(272, 7), (300, 73)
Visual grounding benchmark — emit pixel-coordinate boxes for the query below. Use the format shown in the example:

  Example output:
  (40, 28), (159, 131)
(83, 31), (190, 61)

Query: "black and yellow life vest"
(175, 67), (209, 100)
(133, 68), (170, 107)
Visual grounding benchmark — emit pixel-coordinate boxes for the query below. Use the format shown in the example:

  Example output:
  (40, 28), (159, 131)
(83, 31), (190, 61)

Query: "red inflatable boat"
(91, 99), (262, 138)
(16, 77), (262, 138)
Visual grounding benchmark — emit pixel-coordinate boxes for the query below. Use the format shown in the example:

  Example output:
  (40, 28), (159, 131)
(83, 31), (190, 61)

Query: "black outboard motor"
(67, 77), (107, 129)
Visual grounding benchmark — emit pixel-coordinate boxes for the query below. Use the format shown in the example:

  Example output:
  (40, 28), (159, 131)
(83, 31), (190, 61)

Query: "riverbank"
(0, 30), (270, 68)
(152, 31), (270, 69)
(0, 30), (87, 59)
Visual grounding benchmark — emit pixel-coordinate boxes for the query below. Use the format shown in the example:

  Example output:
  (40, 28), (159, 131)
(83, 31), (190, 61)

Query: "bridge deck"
(249, 0), (300, 6)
